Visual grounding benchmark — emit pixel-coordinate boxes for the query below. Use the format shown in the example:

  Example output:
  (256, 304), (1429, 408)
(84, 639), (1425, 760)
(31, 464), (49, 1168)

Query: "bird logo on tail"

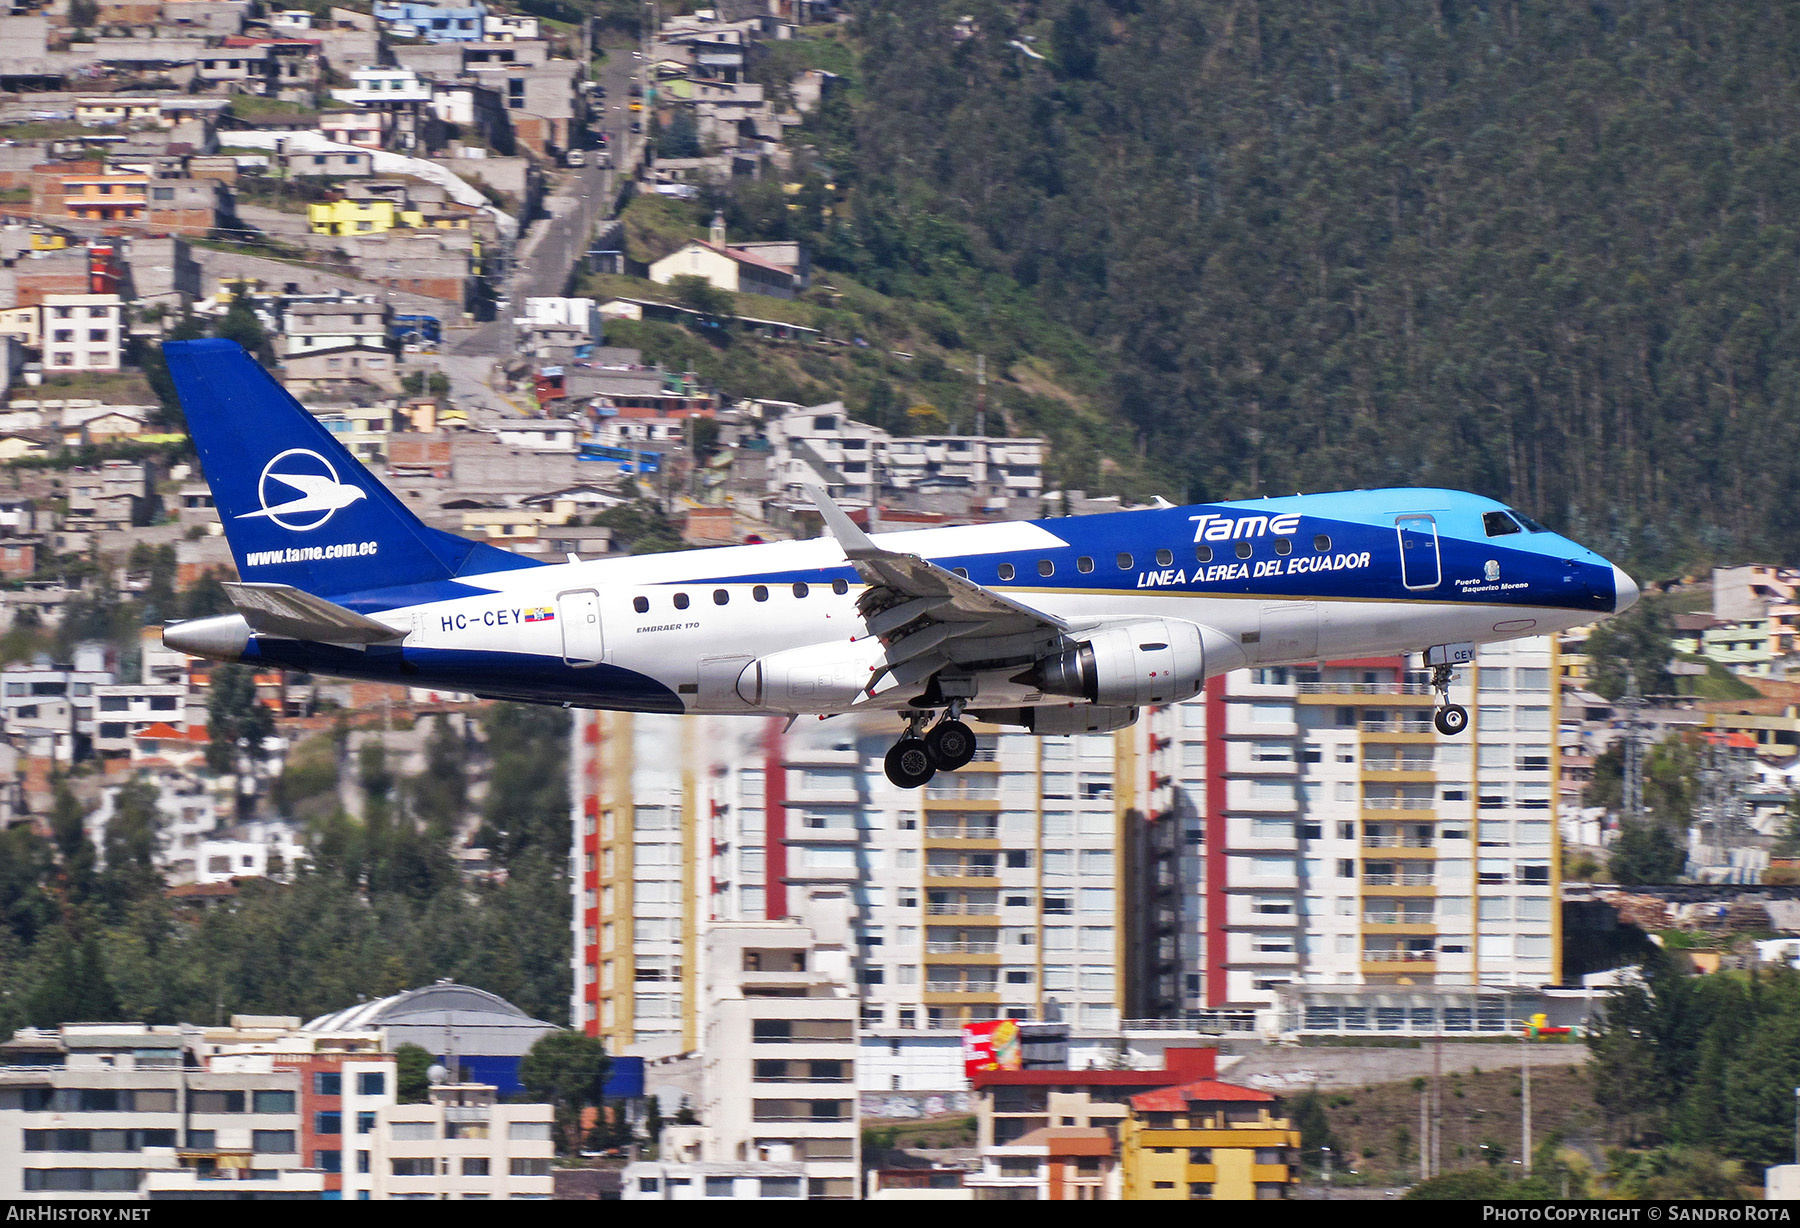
(237, 448), (368, 532)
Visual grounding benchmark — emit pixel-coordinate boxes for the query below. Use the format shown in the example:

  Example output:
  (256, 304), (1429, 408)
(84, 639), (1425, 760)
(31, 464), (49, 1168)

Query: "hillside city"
(0, 0), (1795, 1206)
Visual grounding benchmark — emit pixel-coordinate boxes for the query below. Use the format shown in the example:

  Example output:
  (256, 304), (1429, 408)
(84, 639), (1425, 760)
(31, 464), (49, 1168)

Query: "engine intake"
(1025, 619), (1205, 708)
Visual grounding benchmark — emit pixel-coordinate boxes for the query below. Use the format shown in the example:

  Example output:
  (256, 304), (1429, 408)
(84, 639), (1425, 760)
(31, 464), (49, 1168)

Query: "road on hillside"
(452, 49), (643, 360)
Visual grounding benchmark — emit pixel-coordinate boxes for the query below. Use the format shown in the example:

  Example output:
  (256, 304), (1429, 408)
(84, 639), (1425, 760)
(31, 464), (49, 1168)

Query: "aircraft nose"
(1612, 565), (1640, 614)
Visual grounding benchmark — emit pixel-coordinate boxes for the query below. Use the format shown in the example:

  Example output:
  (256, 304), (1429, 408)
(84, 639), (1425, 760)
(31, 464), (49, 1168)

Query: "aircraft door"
(557, 589), (604, 667)
(698, 654), (756, 711)
(1260, 601), (1318, 663)
(1395, 515), (1442, 590)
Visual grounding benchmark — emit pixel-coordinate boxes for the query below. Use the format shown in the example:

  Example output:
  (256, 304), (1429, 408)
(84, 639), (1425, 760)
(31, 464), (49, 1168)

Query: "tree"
(657, 108), (700, 159)
(48, 782), (95, 904)
(207, 664), (275, 815)
(592, 500), (689, 556)
(669, 273), (733, 322)
(1609, 819), (1686, 886)
(215, 292), (273, 364)
(519, 1030), (610, 1154)
(395, 1042), (434, 1104)
(1284, 1089), (1339, 1168)
(101, 779), (163, 913)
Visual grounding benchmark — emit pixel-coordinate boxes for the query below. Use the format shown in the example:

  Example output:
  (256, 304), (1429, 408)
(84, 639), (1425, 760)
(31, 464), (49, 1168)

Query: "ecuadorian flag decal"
(523, 607), (556, 623)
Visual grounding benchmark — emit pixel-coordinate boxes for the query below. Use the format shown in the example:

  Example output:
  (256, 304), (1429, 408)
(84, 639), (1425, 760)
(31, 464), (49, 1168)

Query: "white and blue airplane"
(161, 339), (1638, 788)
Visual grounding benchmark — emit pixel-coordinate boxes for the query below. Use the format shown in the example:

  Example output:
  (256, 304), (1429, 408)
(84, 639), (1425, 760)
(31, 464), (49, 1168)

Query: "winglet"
(807, 485), (882, 560)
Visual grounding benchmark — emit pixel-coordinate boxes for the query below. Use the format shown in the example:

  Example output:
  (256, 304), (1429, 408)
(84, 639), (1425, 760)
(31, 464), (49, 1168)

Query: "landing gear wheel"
(885, 738), (936, 789)
(924, 719), (977, 771)
(1434, 704), (1469, 737)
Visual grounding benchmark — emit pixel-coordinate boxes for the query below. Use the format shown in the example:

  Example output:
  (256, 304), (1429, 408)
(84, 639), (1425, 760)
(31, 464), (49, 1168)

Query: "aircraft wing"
(808, 487), (1068, 698)
(222, 582), (409, 645)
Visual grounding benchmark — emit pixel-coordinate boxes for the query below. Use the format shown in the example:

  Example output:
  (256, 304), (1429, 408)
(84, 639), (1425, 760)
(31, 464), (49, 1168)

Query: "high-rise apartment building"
(571, 636), (1563, 1057)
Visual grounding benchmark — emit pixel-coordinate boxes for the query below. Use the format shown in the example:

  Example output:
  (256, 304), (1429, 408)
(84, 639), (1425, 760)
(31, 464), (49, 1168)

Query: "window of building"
(356, 1073), (386, 1097)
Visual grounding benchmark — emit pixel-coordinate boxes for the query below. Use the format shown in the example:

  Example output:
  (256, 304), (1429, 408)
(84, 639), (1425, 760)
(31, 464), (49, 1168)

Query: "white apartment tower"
(572, 636), (1562, 1056)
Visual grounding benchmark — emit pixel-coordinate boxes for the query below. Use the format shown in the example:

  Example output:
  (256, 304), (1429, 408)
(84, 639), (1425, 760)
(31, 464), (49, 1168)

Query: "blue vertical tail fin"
(164, 338), (538, 597)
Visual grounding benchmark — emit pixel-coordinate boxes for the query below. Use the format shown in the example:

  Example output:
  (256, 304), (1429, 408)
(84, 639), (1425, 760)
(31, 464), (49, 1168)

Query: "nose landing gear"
(884, 705), (978, 787)
(1429, 662), (1468, 736)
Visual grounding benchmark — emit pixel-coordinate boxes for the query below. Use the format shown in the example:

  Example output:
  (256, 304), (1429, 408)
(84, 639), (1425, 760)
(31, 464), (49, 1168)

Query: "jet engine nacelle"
(1029, 619), (1206, 708)
(736, 637), (885, 712)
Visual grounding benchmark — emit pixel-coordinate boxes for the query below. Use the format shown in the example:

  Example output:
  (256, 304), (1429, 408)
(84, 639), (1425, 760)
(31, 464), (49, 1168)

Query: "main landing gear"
(884, 705), (977, 788)
(1430, 663), (1469, 736)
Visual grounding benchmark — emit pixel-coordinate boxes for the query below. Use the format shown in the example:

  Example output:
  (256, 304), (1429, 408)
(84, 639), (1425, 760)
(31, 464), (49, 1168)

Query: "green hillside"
(657, 1), (1800, 574)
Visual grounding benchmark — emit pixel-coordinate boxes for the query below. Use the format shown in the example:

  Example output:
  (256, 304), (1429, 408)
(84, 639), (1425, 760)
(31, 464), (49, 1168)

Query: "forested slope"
(809, 0), (1800, 571)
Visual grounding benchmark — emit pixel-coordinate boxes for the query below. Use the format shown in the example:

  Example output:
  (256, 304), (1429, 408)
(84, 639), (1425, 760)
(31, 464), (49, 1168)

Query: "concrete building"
(574, 641), (1566, 1075)
(302, 983), (557, 1095)
(765, 402), (1046, 517)
(282, 297), (392, 358)
(649, 238), (796, 300)
(372, 1082), (554, 1199)
(621, 913), (859, 1199)
(41, 294), (123, 373)
(1119, 1075), (1299, 1200)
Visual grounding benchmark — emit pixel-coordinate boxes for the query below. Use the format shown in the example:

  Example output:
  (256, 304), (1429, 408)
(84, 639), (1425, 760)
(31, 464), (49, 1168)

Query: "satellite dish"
(427, 1064), (449, 1085)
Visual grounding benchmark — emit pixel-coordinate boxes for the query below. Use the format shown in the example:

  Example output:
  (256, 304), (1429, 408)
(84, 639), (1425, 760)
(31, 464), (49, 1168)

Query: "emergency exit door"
(557, 589), (604, 667)
(1395, 515), (1442, 590)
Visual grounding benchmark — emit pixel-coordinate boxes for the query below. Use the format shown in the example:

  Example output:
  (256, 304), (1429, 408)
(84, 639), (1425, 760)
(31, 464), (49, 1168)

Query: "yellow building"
(307, 198), (402, 236)
(1120, 1079), (1300, 1201)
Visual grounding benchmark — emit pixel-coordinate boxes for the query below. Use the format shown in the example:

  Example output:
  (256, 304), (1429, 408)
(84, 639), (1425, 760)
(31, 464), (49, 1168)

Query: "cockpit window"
(1483, 511), (1523, 537)
(1513, 513), (1552, 533)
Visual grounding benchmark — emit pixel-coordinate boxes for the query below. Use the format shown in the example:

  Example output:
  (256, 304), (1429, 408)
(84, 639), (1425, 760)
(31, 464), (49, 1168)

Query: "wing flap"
(807, 487), (1068, 633)
(223, 581), (409, 644)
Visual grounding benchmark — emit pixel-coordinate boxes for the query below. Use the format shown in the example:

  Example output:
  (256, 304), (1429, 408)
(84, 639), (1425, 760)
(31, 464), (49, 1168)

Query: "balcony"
(1297, 682), (1435, 697)
(1363, 872), (1436, 887)
(924, 902), (1000, 917)
(1362, 949), (1437, 964)
(926, 863), (999, 879)
(926, 940), (999, 954)
(1362, 834), (1436, 848)
(1360, 720), (1433, 734)
(1363, 758), (1436, 772)
(1363, 796), (1436, 811)
(1363, 914), (1436, 927)
(925, 824), (998, 841)
(925, 980), (1000, 994)
(924, 782), (1004, 802)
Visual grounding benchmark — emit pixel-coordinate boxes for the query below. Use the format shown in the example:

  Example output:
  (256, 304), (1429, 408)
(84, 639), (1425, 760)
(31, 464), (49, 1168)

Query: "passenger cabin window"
(673, 593), (690, 610)
(1077, 556), (1094, 573)
(1155, 548), (1174, 567)
(1038, 560), (1054, 577)
(753, 586), (769, 602)
(832, 578), (849, 595)
(793, 582), (810, 597)
(1483, 511), (1523, 537)
(1117, 553), (1134, 570)
(713, 589), (729, 605)
(1274, 537), (1292, 556)
(633, 596), (648, 613)
(1235, 541), (1253, 559)
(1196, 545), (1213, 563)
(1314, 534), (1332, 552)
(998, 563), (1016, 581)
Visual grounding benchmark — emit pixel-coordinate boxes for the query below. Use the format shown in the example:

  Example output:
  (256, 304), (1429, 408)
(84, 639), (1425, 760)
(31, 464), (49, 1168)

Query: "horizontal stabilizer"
(223, 582), (408, 644)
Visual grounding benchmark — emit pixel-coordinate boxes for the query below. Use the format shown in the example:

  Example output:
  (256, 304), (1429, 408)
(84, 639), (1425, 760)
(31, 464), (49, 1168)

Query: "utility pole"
(1521, 1023), (1533, 1176)
(1621, 662), (1645, 821)
(974, 352), (986, 438)
(1432, 1031), (1442, 1178)
(1419, 1086), (1430, 1182)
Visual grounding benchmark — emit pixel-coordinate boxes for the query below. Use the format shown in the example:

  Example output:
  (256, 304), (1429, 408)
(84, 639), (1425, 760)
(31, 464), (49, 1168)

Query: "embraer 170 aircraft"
(161, 340), (1639, 788)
